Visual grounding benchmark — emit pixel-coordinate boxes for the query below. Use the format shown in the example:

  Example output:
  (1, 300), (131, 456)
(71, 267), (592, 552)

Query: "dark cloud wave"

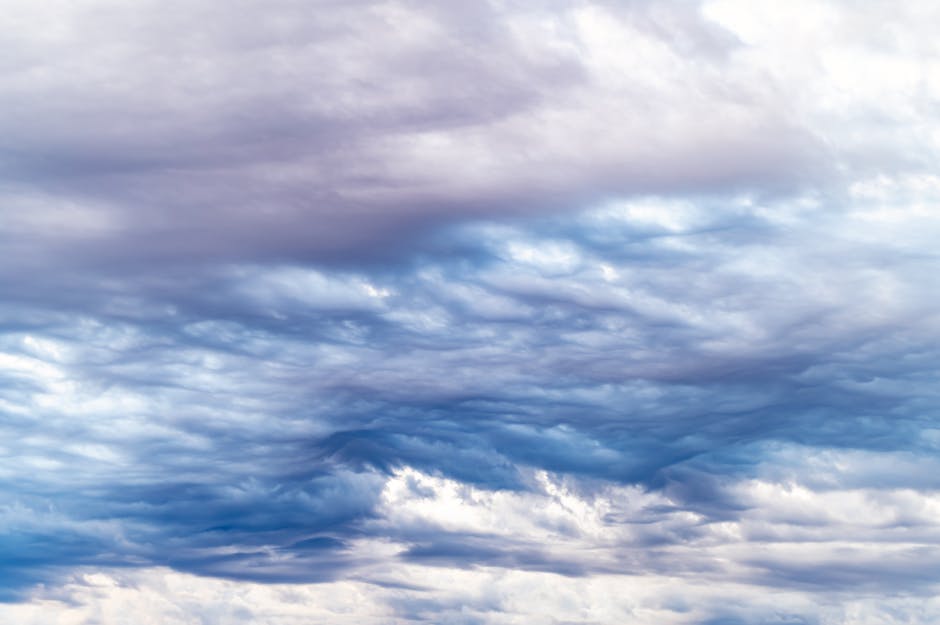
(3, 189), (940, 615)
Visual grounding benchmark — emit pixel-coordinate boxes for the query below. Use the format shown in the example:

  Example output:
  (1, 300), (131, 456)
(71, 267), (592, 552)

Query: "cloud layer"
(6, 0), (938, 271)
(2, 1), (940, 623)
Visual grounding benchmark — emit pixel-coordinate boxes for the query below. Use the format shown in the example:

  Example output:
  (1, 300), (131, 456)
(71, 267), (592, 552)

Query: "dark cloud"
(0, 0), (840, 277)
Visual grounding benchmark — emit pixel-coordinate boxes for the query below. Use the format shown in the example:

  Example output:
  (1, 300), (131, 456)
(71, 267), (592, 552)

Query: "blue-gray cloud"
(3, 189), (940, 616)
(2, 1), (940, 623)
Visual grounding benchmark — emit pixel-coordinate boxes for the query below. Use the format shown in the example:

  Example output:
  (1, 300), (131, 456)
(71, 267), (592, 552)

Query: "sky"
(2, 1), (940, 623)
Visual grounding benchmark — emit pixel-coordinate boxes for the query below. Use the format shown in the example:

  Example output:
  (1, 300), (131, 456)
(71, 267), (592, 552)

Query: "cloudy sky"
(2, 1), (940, 623)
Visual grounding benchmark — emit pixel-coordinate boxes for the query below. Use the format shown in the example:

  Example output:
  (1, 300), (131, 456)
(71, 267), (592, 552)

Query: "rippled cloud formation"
(2, 1), (940, 623)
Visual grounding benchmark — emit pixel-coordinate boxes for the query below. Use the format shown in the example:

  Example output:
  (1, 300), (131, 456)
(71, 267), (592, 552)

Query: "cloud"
(7, 0), (935, 272)
(3, 183), (940, 616)
(2, 0), (940, 623)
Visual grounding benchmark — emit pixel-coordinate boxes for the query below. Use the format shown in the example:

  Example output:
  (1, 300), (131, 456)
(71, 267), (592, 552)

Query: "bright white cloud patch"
(6, 461), (940, 624)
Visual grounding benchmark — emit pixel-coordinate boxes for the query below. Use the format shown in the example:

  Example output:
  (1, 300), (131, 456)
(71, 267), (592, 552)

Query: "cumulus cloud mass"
(2, 1), (940, 623)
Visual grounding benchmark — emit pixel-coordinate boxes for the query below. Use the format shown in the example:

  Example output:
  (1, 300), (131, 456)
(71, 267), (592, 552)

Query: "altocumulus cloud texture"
(2, 1), (940, 623)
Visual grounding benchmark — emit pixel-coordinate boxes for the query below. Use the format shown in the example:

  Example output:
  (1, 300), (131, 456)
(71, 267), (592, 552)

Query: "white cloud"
(8, 459), (940, 624)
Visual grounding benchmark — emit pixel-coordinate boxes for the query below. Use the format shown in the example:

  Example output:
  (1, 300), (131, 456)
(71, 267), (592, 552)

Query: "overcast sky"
(2, 1), (940, 624)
